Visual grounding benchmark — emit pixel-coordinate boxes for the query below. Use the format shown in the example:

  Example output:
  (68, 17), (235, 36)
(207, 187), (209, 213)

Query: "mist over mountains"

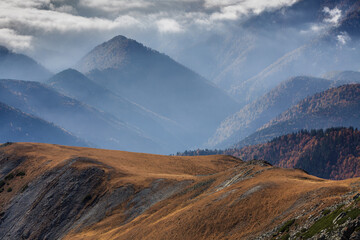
(2, 1), (360, 239)
(76, 35), (239, 147)
(0, 0), (359, 156)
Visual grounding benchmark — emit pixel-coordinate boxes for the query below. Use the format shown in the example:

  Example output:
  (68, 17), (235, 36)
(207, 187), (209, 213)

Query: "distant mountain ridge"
(47, 69), (185, 152)
(0, 101), (88, 146)
(0, 46), (51, 81)
(210, 0), (360, 106)
(209, 71), (360, 149)
(76, 35), (239, 147)
(207, 76), (333, 148)
(0, 79), (161, 153)
(235, 84), (360, 148)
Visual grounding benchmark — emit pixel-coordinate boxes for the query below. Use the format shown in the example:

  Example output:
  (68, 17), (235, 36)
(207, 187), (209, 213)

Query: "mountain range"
(235, 84), (360, 148)
(0, 79), (160, 153)
(209, 71), (360, 148)
(0, 46), (51, 81)
(0, 102), (87, 146)
(0, 37), (240, 153)
(75, 36), (240, 146)
(1, 1), (360, 239)
(47, 69), (184, 152)
(177, 0), (360, 108)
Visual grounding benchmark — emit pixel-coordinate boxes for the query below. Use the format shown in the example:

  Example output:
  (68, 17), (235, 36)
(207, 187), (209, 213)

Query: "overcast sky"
(0, 0), (307, 71)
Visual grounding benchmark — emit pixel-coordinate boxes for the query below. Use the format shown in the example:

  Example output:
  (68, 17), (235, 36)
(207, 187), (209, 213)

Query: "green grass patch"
(302, 205), (344, 238)
(279, 219), (295, 233)
(280, 233), (290, 240)
(337, 207), (360, 225)
(322, 209), (331, 216)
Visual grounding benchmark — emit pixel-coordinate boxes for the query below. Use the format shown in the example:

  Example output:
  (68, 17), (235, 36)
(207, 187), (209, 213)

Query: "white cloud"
(337, 32), (351, 46)
(79, 0), (153, 13)
(207, 0), (298, 20)
(0, 28), (33, 50)
(323, 7), (342, 26)
(0, 3), (138, 34)
(156, 19), (184, 33)
(0, 0), (302, 70)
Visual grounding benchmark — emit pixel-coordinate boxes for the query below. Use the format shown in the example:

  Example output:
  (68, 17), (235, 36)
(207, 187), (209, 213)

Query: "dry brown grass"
(0, 143), (359, 240)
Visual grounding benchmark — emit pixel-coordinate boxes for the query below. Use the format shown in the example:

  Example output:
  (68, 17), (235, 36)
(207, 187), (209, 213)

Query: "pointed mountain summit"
(76, 35), (153, 73)
(0, 46), (51, 81)
(75, 35), (239, 146)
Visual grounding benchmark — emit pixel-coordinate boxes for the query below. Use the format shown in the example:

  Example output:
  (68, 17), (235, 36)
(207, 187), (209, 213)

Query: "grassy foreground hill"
(1, 143), (360, 239)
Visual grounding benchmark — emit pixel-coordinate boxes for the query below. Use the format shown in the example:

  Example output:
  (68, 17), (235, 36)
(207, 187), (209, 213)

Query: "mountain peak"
(75, 35), (151, 73)
(108, 35), (135, 43)
(48, 68), (93, 88)
(55, 68), (85, 78)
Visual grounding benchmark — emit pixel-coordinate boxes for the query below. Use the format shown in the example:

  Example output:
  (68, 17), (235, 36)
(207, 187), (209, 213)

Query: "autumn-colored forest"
(178, 127), (360, 180)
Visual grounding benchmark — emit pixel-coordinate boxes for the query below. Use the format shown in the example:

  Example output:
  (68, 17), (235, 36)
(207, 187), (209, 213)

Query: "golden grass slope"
(0, 143), (359, 239)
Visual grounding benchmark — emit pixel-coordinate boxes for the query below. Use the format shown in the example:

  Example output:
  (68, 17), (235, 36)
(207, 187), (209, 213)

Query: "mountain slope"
(0, 46), (51, 81)
(209, 71), (360, 148)
(0, 143), (360, 239)
(235, 84), (360, 148)
(75, 35), (239, 146)
(208, 76), (333, 148)
(0, 79), (161, 153)
(0, 102), (87, 146)
(227, 0), (360, 105)
(324, 70), (360, 85)
(234, 127), (360, 180)
(47, 69), (185, 151)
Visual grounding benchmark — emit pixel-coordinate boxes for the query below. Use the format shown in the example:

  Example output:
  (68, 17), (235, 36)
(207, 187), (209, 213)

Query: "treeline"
(177, 127), (360, 180)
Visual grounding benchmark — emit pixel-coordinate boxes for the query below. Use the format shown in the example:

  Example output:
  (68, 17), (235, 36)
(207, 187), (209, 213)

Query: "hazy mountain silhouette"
(235, 84), (360, 148)
(0, 101), (88, 146)
(208, 76), (333, 148)
(48, 69), (185, 152)
(0, 79), (162, 153)
(76, 35), (239, 146)
(210, 71), (360, 148)
(228, 1), (360, 106)
(0, 46), (51, 81)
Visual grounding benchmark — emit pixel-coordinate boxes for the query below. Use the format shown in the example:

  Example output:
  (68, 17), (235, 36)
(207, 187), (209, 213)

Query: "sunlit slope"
(0, 143), (359, 239)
